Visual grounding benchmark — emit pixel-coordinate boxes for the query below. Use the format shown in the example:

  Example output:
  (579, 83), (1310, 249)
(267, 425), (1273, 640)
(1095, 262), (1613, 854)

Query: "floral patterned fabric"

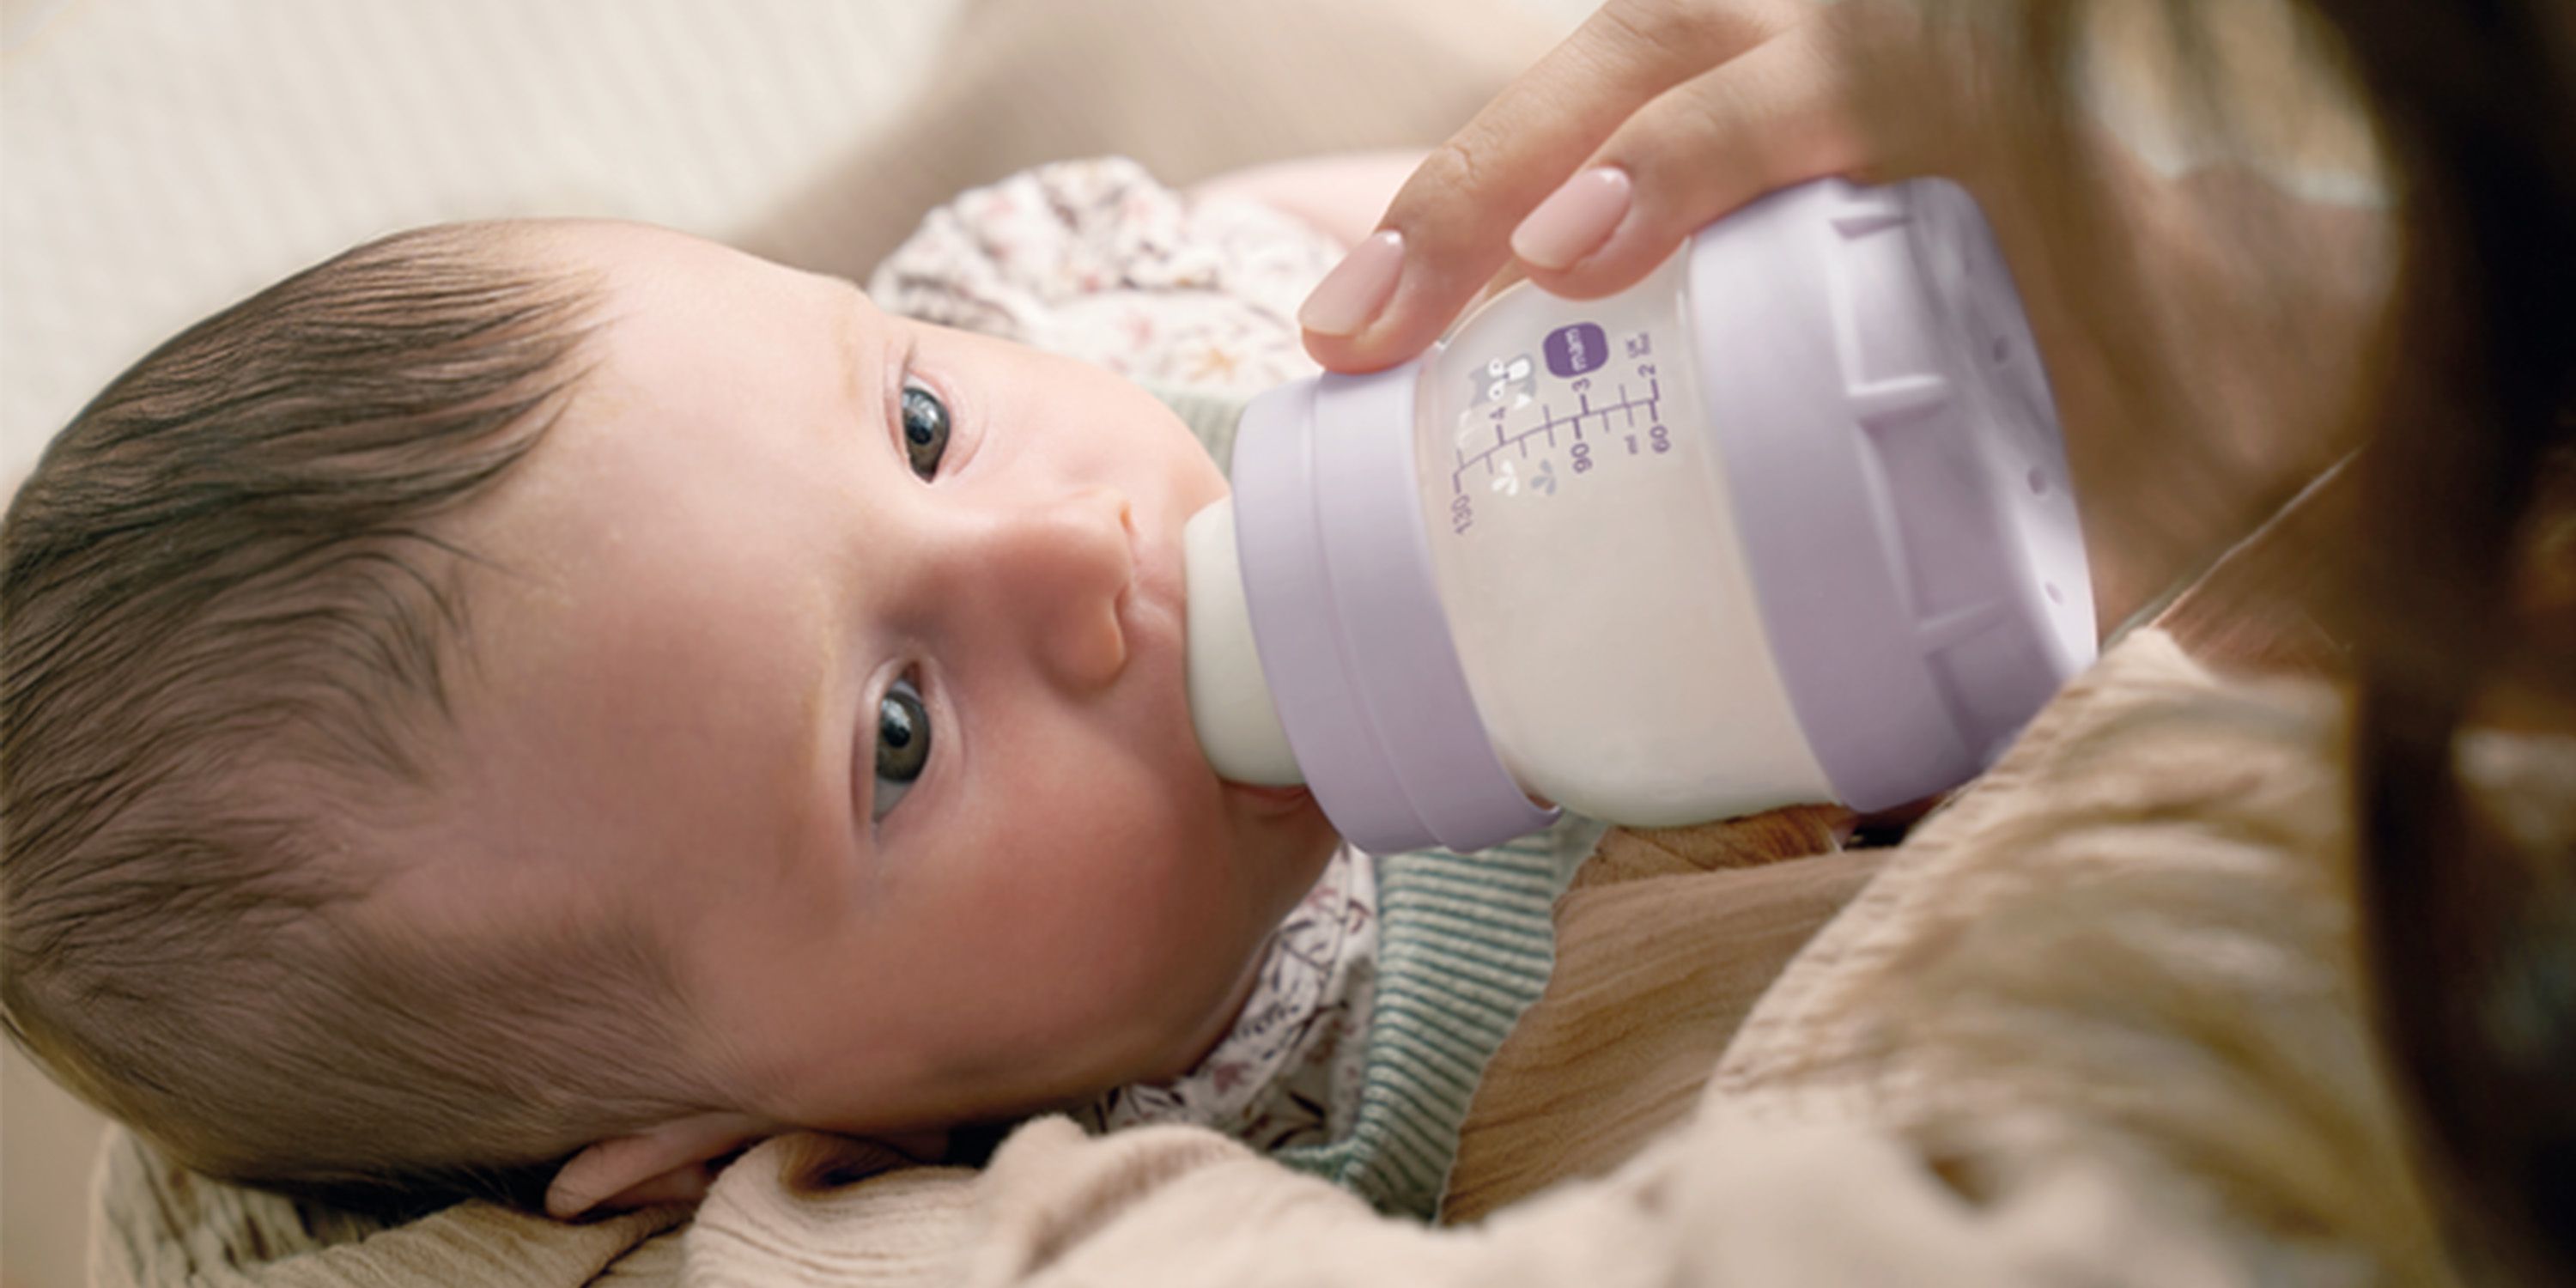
(867, 155), (1337, 395)
(1073, 847), (1377, 1150)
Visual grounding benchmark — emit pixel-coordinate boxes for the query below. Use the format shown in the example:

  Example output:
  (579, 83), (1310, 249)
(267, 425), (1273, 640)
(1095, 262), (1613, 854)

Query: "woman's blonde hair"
(1846, 1), (2574, 1278)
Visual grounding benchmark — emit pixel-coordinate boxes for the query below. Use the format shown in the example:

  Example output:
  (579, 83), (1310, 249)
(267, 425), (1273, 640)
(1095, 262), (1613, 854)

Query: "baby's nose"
(987, 489), (1134, 691)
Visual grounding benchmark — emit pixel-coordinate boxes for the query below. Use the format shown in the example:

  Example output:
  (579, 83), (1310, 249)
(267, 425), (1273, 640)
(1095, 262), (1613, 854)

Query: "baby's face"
(395, 222), (1338, 1134)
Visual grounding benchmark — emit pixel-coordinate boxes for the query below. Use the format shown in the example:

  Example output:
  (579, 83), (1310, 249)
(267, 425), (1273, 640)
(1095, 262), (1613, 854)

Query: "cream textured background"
(1, 0), (966, 490)
(0, 3), (1592, 1285)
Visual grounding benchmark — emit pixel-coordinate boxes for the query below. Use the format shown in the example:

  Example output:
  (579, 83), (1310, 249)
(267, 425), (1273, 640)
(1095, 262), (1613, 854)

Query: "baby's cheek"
(1100, 822), (1262, 967)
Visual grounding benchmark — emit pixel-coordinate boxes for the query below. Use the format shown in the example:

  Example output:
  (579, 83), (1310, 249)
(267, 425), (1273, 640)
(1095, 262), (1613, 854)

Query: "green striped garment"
(1272, 825), (1594, 1218)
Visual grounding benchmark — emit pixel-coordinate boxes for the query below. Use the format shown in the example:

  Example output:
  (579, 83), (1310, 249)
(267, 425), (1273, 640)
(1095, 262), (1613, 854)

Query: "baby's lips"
(1221, 780), (1315, 817)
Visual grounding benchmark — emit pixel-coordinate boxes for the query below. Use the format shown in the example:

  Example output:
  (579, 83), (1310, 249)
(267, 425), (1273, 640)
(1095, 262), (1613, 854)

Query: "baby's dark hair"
(2, 223), (705, 1207)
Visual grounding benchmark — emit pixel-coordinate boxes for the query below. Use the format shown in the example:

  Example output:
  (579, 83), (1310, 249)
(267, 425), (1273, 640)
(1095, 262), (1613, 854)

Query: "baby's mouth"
(1224, 779), (1315, 817)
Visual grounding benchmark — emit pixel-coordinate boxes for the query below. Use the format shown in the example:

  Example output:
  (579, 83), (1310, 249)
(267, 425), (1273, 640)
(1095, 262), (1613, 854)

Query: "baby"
(1, 161), (1582, 1222)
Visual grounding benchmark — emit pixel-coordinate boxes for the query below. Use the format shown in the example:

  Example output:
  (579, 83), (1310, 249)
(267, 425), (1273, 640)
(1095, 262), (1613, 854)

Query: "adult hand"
(1297, 0), (1892, 373)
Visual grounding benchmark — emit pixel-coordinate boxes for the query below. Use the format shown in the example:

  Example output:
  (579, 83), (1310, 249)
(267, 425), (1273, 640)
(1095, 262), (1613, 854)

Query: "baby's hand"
(1298, 0), (1894, 373)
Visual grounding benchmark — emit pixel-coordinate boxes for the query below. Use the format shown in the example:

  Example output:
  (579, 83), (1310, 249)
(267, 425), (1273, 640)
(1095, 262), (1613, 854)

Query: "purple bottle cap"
(1696, 179), (2098, 811)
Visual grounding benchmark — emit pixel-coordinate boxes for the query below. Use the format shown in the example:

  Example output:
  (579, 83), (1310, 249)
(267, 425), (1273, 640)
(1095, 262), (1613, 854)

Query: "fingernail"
(1298, 229), (1404, 337)
(1511, 167), (1632, 271)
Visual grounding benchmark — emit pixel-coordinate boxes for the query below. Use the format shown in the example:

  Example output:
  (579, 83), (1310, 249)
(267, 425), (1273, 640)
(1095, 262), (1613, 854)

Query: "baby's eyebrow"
(836, 287), (878, 439)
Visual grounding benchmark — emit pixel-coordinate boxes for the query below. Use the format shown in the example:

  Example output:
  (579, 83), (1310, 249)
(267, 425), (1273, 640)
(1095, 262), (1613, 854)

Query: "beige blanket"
(660, 628), (2461, 1285)
(100, 627), (2512, 1285)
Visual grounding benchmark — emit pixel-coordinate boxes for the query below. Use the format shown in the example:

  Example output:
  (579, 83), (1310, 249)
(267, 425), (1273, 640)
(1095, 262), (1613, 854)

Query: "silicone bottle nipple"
(1182, 498), (1303, 786)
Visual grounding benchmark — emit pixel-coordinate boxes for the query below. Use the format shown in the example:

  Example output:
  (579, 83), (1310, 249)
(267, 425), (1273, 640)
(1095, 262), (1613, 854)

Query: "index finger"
(1300, 0), (1807, 372)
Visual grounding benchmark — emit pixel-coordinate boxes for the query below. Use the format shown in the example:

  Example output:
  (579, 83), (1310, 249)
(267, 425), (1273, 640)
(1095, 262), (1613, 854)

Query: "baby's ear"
(545, 1112), (769, 1221)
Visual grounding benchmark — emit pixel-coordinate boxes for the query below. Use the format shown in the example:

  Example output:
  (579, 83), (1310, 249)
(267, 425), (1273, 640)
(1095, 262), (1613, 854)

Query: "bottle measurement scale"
(1407, 243), (1809, 826)
(1447, 337), (1675, 537)
(1425, 242), (1715, 560)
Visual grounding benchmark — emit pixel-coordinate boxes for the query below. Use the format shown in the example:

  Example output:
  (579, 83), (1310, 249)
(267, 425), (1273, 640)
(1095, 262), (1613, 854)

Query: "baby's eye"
(899, 382), (951, 478)
(872, 675), (932, 821)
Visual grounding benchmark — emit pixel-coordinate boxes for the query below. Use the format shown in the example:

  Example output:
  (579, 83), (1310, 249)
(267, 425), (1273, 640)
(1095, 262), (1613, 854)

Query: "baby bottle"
(1184, 178), (2097, 854)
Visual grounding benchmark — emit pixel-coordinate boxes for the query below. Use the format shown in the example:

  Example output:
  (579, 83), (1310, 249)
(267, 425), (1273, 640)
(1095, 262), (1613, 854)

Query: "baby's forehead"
(410, 221), (870, 786)
(512, 218), (802, 286)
